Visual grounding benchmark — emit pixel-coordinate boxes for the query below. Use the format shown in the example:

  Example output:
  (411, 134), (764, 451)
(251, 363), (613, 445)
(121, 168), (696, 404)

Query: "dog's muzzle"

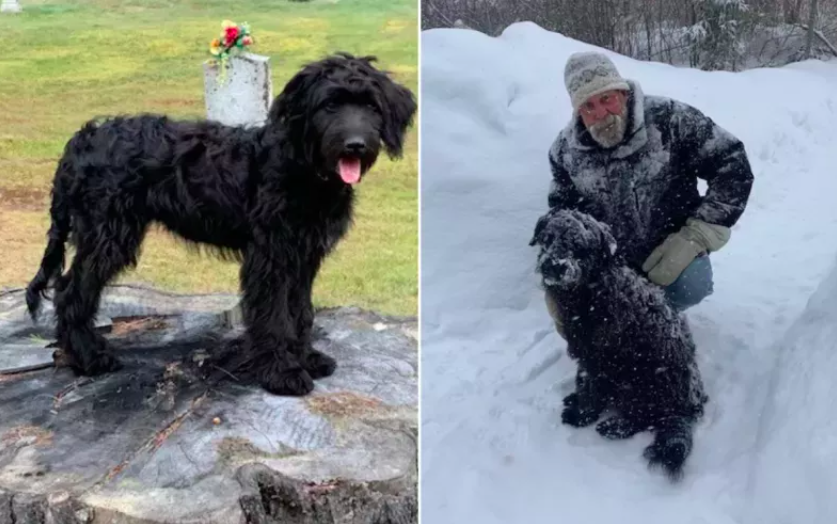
(336, 138), (378, 185)
(538, 250), (581, 288)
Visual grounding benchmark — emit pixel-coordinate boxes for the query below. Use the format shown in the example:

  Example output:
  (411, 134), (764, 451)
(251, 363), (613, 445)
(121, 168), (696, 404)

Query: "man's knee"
(665, 255), (714, 310)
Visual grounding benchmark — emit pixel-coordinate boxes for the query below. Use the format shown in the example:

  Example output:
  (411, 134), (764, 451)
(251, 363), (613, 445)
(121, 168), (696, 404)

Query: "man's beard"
(588, 113), (627, 149)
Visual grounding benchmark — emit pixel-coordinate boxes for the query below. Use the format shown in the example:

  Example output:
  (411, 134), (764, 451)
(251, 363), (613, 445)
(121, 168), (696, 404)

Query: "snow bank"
(420, 22), (837, 523)
(745, 253), (837, 524)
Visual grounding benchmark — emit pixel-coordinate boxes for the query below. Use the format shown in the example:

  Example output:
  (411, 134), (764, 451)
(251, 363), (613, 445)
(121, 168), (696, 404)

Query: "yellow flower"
(221, 19), (236, 29)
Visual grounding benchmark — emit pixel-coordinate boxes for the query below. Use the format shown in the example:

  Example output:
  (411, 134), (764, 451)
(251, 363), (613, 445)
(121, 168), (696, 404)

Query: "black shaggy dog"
(529, 208), (708, 480)
(25, 53), (416, 396)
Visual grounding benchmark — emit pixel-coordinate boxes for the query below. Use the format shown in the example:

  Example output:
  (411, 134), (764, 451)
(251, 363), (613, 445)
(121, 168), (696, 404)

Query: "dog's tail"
(643, 415), (696, 482)
(26, 164), (72, 322)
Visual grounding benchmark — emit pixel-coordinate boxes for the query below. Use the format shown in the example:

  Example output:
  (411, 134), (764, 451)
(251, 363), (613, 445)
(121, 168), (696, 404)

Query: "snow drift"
(745, 254), (837, 524)
(420, 22), (837, 524)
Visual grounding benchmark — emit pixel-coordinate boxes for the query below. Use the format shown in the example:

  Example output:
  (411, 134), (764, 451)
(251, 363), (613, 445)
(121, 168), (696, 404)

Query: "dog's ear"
(268, 63), (322, 125)
(591, 220), (618, 261)
(378, 77), (417, 158)
(268, 62), (324, 164)
(529, 213), (551, 247)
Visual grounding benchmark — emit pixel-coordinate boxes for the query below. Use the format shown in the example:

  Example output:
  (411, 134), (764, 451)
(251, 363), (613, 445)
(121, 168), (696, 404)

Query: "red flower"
(241, 35), (253, 46)
(224, 26), (240, 46)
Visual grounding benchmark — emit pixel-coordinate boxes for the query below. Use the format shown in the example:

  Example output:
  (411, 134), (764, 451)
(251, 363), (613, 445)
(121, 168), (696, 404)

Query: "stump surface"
(0, 285), (417, 524)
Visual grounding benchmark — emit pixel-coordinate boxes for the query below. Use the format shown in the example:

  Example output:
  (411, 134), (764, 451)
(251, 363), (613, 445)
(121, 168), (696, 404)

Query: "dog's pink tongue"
(338, 158), (362, 185)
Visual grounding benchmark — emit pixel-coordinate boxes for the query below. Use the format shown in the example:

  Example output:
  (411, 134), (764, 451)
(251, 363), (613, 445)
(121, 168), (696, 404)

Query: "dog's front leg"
(238, 240), (314, 396)
(290, 258), (337, 380)
(562, 365), (607, 427)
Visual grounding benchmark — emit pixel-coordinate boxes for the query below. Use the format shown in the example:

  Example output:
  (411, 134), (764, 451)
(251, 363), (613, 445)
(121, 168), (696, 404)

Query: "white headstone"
(0, 0), (21, 13)
(203, 53), (272, 128)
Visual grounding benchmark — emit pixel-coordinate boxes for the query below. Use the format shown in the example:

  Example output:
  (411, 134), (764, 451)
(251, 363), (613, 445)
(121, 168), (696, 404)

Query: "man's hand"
(642, 218), (731, 286)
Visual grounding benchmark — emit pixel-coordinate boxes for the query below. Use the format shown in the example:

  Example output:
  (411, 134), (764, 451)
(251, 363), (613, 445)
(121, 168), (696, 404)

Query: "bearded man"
(543, 51), (754, 337)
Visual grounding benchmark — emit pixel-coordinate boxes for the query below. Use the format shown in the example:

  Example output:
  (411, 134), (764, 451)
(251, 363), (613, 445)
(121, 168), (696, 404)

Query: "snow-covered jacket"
(547, 80), (754, 270)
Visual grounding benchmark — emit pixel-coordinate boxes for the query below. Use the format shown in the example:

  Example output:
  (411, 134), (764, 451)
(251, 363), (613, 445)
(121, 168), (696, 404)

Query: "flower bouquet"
(206, 20), (255, 84)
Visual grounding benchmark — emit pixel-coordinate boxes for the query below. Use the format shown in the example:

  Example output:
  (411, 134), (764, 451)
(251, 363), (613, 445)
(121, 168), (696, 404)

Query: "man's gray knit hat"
(564, 51), (630, 112)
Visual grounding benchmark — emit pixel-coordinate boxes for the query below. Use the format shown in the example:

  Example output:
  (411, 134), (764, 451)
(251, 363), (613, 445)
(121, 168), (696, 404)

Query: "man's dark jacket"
(547, 80), (754, 269)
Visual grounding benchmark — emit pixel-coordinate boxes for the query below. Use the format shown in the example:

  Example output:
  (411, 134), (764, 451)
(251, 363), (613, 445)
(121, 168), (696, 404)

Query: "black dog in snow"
(25, 53), (416, 397)
(530, 208), (708, 480)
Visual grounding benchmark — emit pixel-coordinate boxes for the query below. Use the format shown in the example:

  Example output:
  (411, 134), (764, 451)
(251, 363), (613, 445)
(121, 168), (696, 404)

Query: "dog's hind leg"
(235, 243), (314, 396)
(54, 219), (146, 376)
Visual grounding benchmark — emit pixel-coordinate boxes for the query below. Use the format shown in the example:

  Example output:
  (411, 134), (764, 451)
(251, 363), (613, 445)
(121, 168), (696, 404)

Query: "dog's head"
(267, 53), (417, 185)
(529, 209), (618, 290)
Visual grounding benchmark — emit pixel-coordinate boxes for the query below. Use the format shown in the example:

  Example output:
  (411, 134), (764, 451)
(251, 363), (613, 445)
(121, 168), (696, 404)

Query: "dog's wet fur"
(530, 208), (708, 480)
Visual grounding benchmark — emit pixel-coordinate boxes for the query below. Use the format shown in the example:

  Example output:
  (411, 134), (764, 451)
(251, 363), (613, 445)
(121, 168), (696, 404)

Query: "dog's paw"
(596, 416), (644, 440)
(259, 366), (315, 396)
(61, 330), (122, 376)
(301, 348), (337, 380)
(561, 403), (599, 427)
(66, 352), (122, 377)
(86, 352), (123, 376)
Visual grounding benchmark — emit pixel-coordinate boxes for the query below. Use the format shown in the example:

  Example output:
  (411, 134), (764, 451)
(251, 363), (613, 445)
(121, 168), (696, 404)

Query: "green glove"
(641, 218), (731, 287)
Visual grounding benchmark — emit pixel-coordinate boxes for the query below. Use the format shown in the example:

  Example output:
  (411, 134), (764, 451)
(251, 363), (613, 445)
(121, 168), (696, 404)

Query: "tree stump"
(0, 285), (417, 523)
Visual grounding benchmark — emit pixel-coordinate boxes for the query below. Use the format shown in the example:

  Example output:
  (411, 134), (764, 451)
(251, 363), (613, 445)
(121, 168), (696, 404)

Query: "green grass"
(0, 0), (418, 316)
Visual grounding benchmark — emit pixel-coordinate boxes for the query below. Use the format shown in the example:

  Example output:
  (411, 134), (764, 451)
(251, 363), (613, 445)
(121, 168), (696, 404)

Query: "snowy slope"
(745, 255), (837, 524)
(420, 22), (837, 524)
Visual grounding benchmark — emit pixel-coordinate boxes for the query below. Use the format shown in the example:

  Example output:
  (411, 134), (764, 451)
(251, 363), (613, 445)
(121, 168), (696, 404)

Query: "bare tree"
(421, 0), (837, 71)
(805, 0), (820, 57)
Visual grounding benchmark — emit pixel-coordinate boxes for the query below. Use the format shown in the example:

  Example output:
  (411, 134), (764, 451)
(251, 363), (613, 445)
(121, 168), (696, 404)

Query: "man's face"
(579, 89), (628, 148)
